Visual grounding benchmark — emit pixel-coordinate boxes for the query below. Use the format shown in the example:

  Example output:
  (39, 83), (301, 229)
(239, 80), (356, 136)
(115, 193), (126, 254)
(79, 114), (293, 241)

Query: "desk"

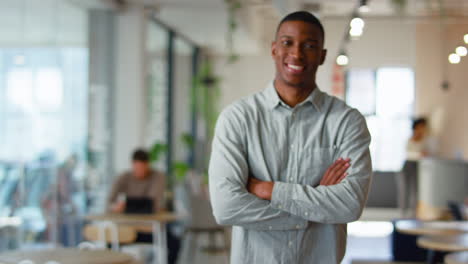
(417, 234), (468, 264)
(87, 212), (178, 264)
(395, 220), (468, 236)
(445, 252), (468, 264)
(0, 248), (136, 264)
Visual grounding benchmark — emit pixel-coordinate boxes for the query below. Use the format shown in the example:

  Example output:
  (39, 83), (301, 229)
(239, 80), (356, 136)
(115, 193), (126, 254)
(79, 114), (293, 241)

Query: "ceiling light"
(337, 55), (349, 66)
(14, 55), (25, 66)
(359, 5), (370, 13)
(349, 27), (363, 38)
(448, 53), (460, 64)
(455, 46), (467, 57)
(350, 17), (365, 29)
(464, 34), (468, 44)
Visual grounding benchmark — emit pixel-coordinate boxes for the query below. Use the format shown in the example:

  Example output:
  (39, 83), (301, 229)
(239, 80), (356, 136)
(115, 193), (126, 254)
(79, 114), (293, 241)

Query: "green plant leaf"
(150, 143), (167, 163)
(181, 133), (194, 148)
(173, 161), (190, 182)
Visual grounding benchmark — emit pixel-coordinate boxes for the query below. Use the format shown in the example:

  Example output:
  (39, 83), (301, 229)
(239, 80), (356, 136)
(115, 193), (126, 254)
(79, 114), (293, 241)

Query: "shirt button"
(305, 212), (308, 216)
(290, 144), (294, 149)
(289, 177), (293, 181)
(288, 241), (293, 247)
(278, 205), (282, 209)
(269, 226), (272, 230)
(296, 225), (301, 229)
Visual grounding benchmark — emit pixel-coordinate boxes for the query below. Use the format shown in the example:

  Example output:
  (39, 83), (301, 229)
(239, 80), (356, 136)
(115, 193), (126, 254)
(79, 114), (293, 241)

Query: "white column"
(113, 5), (147, 173)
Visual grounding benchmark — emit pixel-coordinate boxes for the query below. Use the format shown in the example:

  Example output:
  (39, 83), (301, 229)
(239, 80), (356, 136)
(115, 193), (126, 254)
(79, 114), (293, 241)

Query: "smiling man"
(209, 11), (372, 263)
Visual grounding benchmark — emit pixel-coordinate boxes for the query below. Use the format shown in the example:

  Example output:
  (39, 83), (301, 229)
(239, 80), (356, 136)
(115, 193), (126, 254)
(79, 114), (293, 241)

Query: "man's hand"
(247, 177), (274, 200)
(111, 201), (126, 213)
(247, 158), (350, 200)
(320, 158), (351, 186)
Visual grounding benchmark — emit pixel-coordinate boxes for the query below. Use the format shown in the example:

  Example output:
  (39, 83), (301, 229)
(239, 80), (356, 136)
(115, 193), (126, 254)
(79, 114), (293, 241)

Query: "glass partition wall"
(145, 17), (200, 189)
(0, 0), (89, 249)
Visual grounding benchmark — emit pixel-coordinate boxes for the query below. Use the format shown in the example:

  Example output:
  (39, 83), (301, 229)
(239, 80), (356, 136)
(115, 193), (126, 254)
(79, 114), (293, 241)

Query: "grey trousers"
(397, 161), (419, 217)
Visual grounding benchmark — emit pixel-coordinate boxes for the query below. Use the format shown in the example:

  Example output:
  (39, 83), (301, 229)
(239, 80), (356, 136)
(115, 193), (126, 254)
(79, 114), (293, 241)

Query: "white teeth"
(288, 64), (304, 70)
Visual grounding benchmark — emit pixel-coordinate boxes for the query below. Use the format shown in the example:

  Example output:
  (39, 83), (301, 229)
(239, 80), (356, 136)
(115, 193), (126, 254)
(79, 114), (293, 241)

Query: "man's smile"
(285, 63), (306, 74)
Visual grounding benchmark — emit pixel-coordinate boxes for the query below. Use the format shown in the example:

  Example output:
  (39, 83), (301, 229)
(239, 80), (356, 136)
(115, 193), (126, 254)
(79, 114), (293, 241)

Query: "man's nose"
(289, 44), (304, 59)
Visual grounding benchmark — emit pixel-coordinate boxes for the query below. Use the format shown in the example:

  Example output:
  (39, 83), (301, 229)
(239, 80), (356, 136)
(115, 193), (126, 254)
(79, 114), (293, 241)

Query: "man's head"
(412, 118), (428, 138)
(271, 11), (327, 89)
(131, 149), (150, 180)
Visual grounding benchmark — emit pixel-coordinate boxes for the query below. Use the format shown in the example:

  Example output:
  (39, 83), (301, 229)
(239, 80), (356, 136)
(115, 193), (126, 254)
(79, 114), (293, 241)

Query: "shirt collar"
(264, 81), (323, 112)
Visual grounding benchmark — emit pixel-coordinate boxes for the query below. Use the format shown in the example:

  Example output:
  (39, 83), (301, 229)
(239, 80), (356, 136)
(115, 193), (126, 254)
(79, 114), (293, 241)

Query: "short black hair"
(412, 117), (427, 130)
(132, 148), (149, 162)
(276, 11), (325, 41)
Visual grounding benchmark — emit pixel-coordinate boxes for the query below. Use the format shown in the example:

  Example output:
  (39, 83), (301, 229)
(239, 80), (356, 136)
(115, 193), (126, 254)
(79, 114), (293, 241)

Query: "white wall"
(215, 18), (417, 108)
(113, 5), (147, 173)
(214, 18), (468, 160)
(214, 53), (274, 108)
(415, 22), (468, 159)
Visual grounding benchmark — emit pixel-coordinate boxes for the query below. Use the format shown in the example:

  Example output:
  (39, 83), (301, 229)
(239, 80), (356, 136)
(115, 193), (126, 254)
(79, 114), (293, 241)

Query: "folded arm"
(249, 111), (372, 224)
(209, 108), (304, 230)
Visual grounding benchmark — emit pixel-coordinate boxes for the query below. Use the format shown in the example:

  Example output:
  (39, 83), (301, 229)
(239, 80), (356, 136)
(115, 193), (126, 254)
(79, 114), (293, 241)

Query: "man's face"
(271, 20), (327, 89)
(414, 123), (427, 138)
(132, 160), (150, 179)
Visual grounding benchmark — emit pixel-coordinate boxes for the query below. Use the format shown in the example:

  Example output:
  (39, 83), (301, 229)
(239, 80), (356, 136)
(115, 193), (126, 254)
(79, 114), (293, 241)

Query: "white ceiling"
(0, 0), (88, 46)
(2, 0), (467, 53)
(153, 0), (468, 55)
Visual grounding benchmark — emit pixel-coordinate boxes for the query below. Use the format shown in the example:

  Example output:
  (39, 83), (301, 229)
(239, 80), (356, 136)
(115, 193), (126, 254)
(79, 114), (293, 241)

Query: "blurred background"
(0, 0), (467, 263)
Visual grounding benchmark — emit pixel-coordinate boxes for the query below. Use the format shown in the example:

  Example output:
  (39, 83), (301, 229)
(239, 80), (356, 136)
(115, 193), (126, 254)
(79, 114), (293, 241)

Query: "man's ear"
(271, 40), (277, 57)
(320, 49), (327, 65)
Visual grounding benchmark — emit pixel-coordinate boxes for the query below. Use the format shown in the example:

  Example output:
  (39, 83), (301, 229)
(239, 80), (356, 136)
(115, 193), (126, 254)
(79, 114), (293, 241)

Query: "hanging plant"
(225, 0), (242, 63)
(193, 59), (221, 140)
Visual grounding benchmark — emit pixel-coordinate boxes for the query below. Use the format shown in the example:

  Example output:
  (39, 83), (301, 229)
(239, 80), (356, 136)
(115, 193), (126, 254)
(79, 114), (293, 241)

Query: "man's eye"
(304, 43), (316, 49)
(282, 40), (292, 46)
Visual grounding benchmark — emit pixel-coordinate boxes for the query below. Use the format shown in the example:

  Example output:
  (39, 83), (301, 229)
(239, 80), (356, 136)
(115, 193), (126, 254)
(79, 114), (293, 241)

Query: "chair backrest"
(174, 174), (219, 229)
(418, 158), (468, 220)
(447, 201), (464, 220)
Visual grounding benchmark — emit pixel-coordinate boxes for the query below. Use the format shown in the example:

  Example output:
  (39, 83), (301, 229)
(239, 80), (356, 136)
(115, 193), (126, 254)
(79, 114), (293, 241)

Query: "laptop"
(124, 197), (154, 214)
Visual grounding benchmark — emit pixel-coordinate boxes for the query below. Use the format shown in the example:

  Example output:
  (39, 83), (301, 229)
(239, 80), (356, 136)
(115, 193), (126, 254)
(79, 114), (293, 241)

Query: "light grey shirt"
(209, 81), (372, 264)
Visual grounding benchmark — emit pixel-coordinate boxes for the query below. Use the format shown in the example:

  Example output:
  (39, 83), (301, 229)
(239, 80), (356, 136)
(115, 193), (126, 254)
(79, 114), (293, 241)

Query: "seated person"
(108, 148), (165, 213)
(107, 148), (179, 264)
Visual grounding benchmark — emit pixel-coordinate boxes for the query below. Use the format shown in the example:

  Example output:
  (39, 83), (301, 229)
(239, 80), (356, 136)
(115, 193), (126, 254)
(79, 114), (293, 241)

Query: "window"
(346, 67), (414, 171)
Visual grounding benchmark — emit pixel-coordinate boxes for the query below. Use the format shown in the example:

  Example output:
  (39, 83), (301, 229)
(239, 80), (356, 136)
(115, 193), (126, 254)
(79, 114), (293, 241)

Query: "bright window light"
(350, 17), (365, 29)
(7, 69), (34, 111)
(336, 55), (349, 66)
(449, 53), (461, 64)
(348, 221), (394, 237)
(455, 46), (467, 57)
(35, 68), (63, 111)
(464, 34), (468, 44)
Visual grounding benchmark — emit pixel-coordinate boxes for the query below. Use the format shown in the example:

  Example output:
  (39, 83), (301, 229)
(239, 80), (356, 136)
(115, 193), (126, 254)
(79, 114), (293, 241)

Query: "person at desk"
(107, 149), (165, 213)
(398, 117), (430, 217)
(107, 149), (179, 264)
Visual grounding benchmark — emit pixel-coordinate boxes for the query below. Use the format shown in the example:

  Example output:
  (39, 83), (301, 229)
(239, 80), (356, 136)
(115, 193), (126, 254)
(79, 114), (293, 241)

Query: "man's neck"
(274, 80), (315, 107)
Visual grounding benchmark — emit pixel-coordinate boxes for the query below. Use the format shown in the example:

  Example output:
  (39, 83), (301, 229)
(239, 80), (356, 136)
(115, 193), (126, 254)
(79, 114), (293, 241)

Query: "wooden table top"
(445, 252), (468, 264)
(417, 234), (468, 252)
(86, 212), (180, 224)
(395, 220), (468, 236)
(0, 248), (134, 264)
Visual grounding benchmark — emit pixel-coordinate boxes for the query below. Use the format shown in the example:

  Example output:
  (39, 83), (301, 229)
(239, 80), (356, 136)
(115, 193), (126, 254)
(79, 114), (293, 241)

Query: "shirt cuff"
(271, 181), (292, 211)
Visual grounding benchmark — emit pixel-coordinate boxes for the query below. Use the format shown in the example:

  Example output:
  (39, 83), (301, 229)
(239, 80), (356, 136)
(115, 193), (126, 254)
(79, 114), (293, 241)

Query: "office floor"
(177, 208), (406, 264)
(176, 233), (394, 264)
